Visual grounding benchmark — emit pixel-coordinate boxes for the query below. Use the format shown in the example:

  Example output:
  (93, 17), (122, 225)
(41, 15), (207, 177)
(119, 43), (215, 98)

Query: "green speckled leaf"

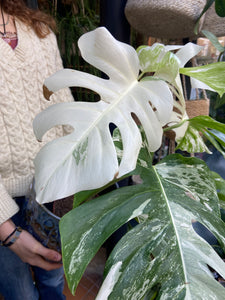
(60, 146), (225, 299)
(137, 44), (180, 83)
(155, 51), (180, 82)
(137, 44), (167, 73)
(180, 62), (225, 97)
(212, 171), (225, 207)
(176, 115), (225, 155)
(176, 125), (210, 153)
(99, 154), (225, 299)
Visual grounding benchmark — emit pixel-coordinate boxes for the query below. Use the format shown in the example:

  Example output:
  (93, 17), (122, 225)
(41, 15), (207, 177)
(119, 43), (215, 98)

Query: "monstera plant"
(33, 27), (225, 299)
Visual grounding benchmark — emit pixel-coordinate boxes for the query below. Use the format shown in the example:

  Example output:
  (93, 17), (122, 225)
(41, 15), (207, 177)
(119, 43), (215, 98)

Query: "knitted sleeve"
(0, 179), (19, 225)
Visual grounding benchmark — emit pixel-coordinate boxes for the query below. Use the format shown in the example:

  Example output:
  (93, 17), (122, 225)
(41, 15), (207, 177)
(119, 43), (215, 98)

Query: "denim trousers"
(0, 197), (65, 300)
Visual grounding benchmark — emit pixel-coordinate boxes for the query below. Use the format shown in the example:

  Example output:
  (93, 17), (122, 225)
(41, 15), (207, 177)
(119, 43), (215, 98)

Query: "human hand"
(0, 220), (62, 271)
(11, 230), (63, 270)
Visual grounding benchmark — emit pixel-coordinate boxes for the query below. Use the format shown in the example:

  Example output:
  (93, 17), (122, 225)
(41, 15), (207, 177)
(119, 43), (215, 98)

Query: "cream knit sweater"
(0, 20), (74, 224)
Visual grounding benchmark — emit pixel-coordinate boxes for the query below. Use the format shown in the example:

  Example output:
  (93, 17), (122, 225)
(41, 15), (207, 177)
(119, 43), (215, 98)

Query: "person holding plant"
(0, 0), (74, 299)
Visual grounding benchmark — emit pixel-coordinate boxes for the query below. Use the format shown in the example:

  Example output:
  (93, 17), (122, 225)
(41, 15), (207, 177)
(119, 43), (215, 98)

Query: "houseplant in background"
(56, 0), (100, 103)
(38, 0), (100, 101)
(33, 27), (225, 299)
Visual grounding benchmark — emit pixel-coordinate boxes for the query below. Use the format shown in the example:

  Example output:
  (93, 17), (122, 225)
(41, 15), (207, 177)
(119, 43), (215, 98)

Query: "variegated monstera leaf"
(60, 142), (225, 299)
(33, 27), (173, 204)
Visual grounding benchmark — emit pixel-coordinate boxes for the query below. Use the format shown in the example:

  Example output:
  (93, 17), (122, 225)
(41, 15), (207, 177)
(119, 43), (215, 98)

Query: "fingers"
(36, 243), (62, 262)
(29, 243), (63, 270)
(32, 255), (63, 271)
(10, 230), (63, 270)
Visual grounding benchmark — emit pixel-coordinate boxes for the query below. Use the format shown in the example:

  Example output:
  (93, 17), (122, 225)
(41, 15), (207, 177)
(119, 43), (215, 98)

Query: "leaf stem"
(164, 119), (187, 132)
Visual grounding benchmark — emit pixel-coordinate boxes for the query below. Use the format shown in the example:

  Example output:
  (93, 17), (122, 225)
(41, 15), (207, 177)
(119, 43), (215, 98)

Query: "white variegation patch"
(128, 199), (151, 221)
(96, 261), (122, 300)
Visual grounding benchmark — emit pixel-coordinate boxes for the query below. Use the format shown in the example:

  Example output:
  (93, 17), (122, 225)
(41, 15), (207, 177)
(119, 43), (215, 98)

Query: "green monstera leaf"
(212, 171), (225, 208)
(33, 27), (173, 204)
(60, 144), (225, 299)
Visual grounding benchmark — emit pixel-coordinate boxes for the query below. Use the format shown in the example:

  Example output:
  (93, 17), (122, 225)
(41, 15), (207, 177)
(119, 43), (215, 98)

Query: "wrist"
(0, 219), (16, 241)
(1, 226), (23, 247)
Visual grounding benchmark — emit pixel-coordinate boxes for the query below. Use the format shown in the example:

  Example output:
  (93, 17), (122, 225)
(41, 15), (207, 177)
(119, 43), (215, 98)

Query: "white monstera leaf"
(33, 27), (173, 204)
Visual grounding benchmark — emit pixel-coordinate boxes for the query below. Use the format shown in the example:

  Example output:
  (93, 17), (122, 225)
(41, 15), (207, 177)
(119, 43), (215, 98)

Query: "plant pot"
(25, 182), (61, 252)
(185, 99), (210, 118)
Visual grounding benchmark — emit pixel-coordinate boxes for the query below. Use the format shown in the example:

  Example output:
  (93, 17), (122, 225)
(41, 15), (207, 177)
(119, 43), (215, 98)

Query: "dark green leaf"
(211, 171), (225, 210)
(214, 93), (225, 109)
(215, 0), (225, 16)
(211, 170), (225, 195)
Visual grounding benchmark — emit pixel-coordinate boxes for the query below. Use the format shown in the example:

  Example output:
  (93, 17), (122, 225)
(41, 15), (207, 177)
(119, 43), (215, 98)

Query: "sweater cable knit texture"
(0, 19), (74, 224)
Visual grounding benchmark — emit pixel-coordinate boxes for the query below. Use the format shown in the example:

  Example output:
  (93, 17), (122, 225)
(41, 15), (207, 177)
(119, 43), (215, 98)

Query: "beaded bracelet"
(0, 226), (22, 247)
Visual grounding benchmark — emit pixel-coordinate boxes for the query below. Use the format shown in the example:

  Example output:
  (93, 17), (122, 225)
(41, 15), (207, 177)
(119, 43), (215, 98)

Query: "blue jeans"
(0, 197), (65, 300)
(0, 246), (65, 300)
